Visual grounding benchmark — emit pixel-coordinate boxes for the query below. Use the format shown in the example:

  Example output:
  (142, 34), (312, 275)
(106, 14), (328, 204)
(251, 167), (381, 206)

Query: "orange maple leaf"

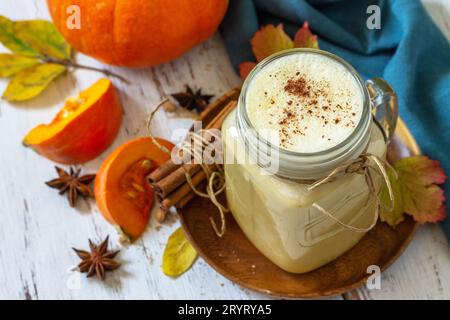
(238, 62), (257, 80)
(239, 22), (319, 80)
(294, 22), (319, 49)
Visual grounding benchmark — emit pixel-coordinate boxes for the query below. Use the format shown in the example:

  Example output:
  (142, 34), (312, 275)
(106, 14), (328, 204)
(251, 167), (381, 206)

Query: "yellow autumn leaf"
(162, 227), (197, 277)
(380, 156), (447, 226)
(0, 16), (38, 56)
(13, 20), (71, 60)
(379, 167), (405, 226)
(251, 24), (294, 62)
(2, 63), (66, 101)
(0, 53), (39, 77)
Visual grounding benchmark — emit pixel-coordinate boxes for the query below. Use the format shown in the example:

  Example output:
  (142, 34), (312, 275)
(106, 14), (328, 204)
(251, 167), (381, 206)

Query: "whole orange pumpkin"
(47, 0), (229, 67)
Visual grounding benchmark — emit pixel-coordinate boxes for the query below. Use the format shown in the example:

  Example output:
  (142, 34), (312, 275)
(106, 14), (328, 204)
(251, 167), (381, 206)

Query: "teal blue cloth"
(221, 0), (450, 240)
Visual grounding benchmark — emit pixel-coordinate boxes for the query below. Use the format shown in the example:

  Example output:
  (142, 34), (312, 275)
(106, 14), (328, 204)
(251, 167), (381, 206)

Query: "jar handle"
(366, 78), (398, 143)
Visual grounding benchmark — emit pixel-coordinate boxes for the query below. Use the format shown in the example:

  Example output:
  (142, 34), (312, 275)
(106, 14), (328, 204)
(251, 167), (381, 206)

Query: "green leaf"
(380, 155), (447, 226)
(0, 16), (38, 56)
(2, 63), (66, 101)
(0, 53), (39, 77)
(380, 168), (405, 226)
(13, 20), (71, 60)
(162, 227), (197, 277)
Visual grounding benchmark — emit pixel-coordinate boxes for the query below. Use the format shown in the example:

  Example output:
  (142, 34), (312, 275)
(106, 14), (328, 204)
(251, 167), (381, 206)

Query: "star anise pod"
(45, 166), (96, 207)
(171, 85), (214, 113)
(72, 236), (121, 281)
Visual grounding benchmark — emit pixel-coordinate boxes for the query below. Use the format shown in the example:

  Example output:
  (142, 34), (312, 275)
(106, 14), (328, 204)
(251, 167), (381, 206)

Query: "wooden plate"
(178, 119), (420, 298)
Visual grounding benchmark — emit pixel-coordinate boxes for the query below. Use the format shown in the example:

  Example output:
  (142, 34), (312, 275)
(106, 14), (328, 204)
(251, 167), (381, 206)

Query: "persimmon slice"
(95, 137), (174, 241)
(23, 78), (122, 164)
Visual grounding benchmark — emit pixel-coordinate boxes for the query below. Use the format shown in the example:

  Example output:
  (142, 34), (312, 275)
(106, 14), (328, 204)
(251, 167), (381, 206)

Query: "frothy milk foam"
(246, 52), (364, 153)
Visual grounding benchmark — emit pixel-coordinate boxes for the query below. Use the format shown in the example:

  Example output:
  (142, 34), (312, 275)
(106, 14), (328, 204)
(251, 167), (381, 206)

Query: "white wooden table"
(0, 0), (449, 300)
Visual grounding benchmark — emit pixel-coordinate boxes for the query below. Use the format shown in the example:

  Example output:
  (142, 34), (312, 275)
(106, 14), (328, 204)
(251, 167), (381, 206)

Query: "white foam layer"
(246, 52), (364, 153)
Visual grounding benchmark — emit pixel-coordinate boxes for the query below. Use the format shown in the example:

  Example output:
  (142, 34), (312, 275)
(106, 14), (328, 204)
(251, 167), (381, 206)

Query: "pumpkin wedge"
(95, 137), (174, 241)
(23, 78), (122, 164)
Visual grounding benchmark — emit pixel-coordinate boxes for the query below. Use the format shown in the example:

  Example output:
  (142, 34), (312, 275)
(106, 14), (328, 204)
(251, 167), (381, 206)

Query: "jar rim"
(237, 48), (371, 159)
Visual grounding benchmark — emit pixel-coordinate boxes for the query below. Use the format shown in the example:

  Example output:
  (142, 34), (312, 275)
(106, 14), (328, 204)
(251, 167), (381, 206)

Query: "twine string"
(146, 99), (229, 237)
(307, 153), (395, 233)
(178, 130), (229, 237)
(146, 98), (174, 157)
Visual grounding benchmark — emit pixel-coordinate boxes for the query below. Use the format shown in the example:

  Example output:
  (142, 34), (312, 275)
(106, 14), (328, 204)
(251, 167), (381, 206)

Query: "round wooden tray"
(178, 118), (420, 298)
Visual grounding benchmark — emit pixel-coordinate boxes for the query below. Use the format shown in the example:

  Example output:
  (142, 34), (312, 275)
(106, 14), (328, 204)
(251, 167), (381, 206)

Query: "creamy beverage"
(246, 52), (364, 153)
(222, 49), (393, 273)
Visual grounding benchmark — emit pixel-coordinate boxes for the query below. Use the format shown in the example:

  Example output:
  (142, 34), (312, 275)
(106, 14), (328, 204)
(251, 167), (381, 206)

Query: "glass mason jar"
(222, 49), (398, 273)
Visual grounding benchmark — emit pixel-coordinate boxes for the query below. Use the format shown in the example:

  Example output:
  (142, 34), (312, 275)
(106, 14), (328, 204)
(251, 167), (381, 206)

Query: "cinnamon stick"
(152, 98), (237, 214)
(175, 182), (207, 209)
(153, 163), (202, 198)
(155, 207), (169, 223)
(148, 89), (239, 184)
(152, 101), (236, 198)
(206, 100), (237, 130)
(160, 170), (207, 211)
(193, 87), (240, 130)
(148, 161), (179, 183)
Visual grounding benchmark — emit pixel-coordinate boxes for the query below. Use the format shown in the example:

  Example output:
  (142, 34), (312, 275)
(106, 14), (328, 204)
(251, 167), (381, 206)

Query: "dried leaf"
(380, 156), (447, 226)
(13, 20), (71, 60)
(294, 22), (319, 49)
(0, 16), (38, 56)
(239, 61), (257, 80)
(162, 227), (197, 277)
(2, 63), (66, 101)
(380, 168), (405, 226)
(240, 21), (319, 80)
(251, 24), (293, 62)
(0, 53), (39, 77)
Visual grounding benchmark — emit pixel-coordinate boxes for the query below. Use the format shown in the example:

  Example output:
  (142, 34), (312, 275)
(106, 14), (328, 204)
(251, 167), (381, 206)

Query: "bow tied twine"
(307, 153), (396, 232)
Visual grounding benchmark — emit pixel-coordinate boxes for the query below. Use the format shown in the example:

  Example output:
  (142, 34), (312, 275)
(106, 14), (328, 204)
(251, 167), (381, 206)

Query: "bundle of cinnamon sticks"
(149, 88), (239, 222)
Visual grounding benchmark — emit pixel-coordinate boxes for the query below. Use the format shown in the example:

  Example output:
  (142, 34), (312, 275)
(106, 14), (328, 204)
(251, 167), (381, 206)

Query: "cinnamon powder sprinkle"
(264, 72), (359, 148)
(284, 75), (311, 99)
